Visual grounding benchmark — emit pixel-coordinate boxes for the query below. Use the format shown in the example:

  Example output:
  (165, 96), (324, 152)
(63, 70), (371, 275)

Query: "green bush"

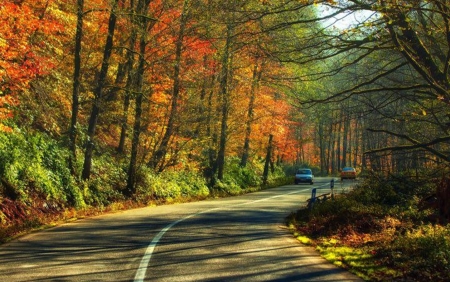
(214, 178), (242, 195)
(177, 170), (210, 198)
(0, 130), (84, 207)
(211, 157), (290, 194)
(290, 171), (450, 281)
(224, 157), (262, 188)
(265, 165), (290, 186)
(81, 152), (127, 207)
(136, 167), (209, 202)
(348, 172), (434, 209)
(383, 224), (450, 281)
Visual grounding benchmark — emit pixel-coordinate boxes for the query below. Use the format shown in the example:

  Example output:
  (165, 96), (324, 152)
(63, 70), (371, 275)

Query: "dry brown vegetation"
(288, 173), (450, 281)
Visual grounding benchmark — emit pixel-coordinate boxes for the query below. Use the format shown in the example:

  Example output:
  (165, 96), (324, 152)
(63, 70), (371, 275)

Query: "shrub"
(135, 167), (209, 203)
(382, 224), (450, 281)
(82, 153), (127, 207)
(0, 130), (83, 207)
(355, 172), (435, 205)
(214, 178), (242, 195)
(300, 196), (386, 238)
(290, 170), (450, 281)
(224, 157), (262, 189)
(265, 165), (291, 186)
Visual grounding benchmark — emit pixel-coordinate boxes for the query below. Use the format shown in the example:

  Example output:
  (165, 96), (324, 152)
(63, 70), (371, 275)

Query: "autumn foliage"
(1, 2), (450, 279)
(0, 0), (62, 131)
(0, 0), (311, 212)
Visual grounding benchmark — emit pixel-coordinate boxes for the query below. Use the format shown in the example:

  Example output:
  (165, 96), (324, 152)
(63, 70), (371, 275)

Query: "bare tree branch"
(365, 128), (450, 162)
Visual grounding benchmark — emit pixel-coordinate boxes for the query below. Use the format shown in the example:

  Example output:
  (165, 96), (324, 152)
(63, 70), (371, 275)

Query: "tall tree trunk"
(240, 63), (259, 167)
(117, 80), (132, 153)
(326, 120), (334, 175)
(126, 0), (152, 195)
(336, 114), (342, 172)
(117, 0), (138, 154)
(126, 69), (144, 195)
(342, 113), (349, 167)
(81, 0), (119, 180)
(216, 22), (233, 181)
(319, 120), (327, 175)
(353, 116), (360, 168)
(149, 0), (189, 171)
(361, 117), (367, 170)
(69, 0), (84, 174)
(331, 116), (337, 174)
(206, 77), (218, 186)
(262, 134), (273, 185)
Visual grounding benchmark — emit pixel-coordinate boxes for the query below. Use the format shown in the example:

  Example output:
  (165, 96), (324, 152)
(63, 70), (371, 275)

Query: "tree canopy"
(1, 0), (449, 201)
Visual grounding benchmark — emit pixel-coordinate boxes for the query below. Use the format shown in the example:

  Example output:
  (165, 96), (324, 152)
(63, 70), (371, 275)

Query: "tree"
(82, 0), (120, 180)
(255, 0), (450, 169)
(149, 0), (190, 172)
(69, 0), (84, 173)
(126, 0), (154, 195)
(262, 134), (273, 185)
(240, 63), (261, 168)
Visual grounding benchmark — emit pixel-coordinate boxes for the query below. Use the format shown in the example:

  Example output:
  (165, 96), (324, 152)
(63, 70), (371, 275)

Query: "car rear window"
(343, 167), (354, 171)
(297, 169), (311, 174)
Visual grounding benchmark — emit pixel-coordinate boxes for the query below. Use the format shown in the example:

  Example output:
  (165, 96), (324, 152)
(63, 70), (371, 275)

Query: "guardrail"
(308, 179), (335, 209)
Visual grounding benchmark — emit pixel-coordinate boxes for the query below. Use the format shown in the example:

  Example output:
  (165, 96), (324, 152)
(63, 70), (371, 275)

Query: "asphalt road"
(0, 177), (362, 281)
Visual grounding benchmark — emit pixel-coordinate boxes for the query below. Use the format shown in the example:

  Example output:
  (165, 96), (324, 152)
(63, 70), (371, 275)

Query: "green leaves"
(0, 130), (78, 204)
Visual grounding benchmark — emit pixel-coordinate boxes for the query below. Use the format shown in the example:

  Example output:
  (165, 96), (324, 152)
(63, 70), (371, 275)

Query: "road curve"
(0, 177), (362, 281)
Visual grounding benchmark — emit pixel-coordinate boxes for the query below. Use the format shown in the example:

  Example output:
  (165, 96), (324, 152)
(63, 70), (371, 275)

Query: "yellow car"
(341, 167), (356, 180)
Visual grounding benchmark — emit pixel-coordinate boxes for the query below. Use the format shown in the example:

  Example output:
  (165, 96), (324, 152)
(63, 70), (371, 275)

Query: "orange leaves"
(0, 2), (37, 88)
(0, 0), (61, 131)
(0, 0), (310, 168)
(0, 95), (18, 132)
(0, 1), (58, 81)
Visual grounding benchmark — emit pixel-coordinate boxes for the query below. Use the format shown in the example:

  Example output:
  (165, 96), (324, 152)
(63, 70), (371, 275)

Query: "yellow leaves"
(313, 0), (336, 6)
(0, 38), (6, 49)
(0, 123), (13, 133)
(437, 95), (448, 103)
(411, 108), (427, 116)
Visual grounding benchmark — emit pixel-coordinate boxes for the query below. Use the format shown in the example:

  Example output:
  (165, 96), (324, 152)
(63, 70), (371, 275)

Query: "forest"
(1, 0), (450, 274)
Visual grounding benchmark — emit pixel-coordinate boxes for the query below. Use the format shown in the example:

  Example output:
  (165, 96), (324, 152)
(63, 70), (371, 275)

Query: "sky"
(318, 3), (377, 31)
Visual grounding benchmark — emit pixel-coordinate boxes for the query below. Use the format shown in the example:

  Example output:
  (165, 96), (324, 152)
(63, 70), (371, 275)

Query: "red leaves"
(0, 0), (59, 130)
(1, 2), (37, 86)
(0, 1), (57, 89)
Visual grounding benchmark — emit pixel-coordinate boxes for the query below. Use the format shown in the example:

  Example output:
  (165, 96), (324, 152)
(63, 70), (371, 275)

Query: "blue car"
(295, 169), (314, 185)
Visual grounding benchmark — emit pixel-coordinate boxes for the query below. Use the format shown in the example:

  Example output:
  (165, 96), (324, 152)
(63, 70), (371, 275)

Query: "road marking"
(20, 264), (38, 268)
(134, 207), (220, 282)
(134, 215), (190, 282)
(133, 184), (329, 282)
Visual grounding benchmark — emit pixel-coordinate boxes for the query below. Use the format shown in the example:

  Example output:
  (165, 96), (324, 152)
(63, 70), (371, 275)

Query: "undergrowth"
(0, 130), (290, 244)
(287, 172), (450, 281)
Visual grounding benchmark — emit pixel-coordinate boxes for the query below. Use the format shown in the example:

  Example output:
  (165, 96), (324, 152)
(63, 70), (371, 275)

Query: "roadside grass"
(286, 172), (450, 281)
(288, 217), (403, 281)
(314, 238), (402, 281)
